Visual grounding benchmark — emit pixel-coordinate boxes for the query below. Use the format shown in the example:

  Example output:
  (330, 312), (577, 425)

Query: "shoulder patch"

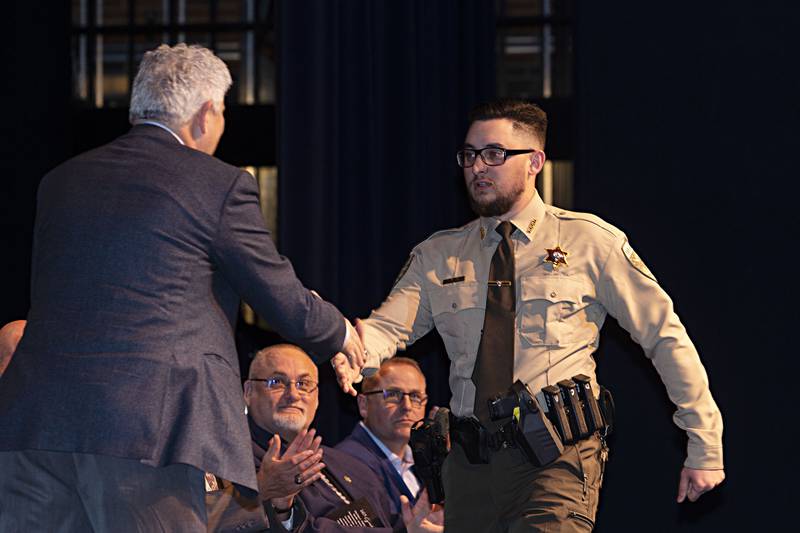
(392, 253), (416, 288)
(622, 241), (657, 282)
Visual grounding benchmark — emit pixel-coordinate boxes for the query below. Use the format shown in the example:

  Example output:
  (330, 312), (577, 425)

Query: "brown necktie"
(472, 221), (516, 425)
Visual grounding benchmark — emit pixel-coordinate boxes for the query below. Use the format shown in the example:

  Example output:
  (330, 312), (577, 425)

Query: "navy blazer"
(206, 420), (397, 532)
(0, 125), (345, 492)
(335, 424), (419, 523)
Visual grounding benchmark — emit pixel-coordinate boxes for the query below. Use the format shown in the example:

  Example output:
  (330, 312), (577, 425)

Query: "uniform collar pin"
(544, 246), (569, 269)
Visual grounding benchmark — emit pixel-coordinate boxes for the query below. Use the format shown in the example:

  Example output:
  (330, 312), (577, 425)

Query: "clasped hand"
(333, 319), (368, 396)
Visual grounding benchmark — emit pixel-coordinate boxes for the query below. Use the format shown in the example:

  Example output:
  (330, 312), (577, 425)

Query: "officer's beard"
(468, 179), (526, 218)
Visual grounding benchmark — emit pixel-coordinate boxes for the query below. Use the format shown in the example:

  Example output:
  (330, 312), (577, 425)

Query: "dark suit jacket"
(0, 125), (345, 492)
(206, 419), (397, 532)
(335, 423), (419, 523)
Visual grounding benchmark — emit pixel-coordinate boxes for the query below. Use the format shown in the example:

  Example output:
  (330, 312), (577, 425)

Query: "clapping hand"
(257, 429), (325, 510)
(401, 489), (444, 533)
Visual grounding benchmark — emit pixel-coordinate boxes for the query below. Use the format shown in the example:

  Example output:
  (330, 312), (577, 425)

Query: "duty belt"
(449, 375), (614, 467)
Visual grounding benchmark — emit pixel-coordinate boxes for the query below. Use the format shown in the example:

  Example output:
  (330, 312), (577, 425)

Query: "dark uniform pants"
(0, 450), (207, 533)
(443, 434), (606, 532)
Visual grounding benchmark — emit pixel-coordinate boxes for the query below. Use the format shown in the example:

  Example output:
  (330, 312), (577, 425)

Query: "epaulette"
(548, 206), (622, 239)
(421, 218), (479, 244)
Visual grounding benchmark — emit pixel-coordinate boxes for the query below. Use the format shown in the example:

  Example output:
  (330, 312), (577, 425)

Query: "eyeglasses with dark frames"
(361, 388), (428, 407)
(249, 376), (319, 394)
(456, 147), (536, 168)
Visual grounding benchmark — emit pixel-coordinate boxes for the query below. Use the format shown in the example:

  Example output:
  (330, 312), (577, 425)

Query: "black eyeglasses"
(249, 376), (319, 394)
(456, 147), (536, 168)
(361, 389), (428, 407)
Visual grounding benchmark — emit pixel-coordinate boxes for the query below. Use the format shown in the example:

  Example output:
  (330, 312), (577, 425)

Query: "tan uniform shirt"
(360, 192), (723, 470)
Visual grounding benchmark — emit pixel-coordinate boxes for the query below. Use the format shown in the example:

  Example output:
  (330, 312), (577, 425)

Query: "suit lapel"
(352, 425), (416, 503)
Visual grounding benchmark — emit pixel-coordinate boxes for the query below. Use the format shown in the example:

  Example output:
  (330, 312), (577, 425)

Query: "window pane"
(217, 32), (251, 105)
(496, 27), (544, 98)
(538, 160), (573, 209)
(240, 165), (278, 330)
(134, 35), (166, 78)
(258, 39), (276, 104)
(496, 0), (574, 18)
(496, 25), (572, 99)
(497, 0), (544, 17)
(135, 0), (166, 25)
(184, 0), (211, 24)
(217, 0), (245, 23)
(71, 34), (90, 102)
(72, 0), (85, 27)
(96, 34), (130, 107)
(182, 32), (211, 48)
(98, 0), (129, 26)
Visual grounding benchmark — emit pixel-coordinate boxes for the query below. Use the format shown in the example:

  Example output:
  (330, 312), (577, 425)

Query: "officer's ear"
(529, 150), (545, 175)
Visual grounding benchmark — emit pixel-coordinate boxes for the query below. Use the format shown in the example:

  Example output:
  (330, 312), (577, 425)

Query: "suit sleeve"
(597, 233), (724, 470)
(359, 248), (436, 368)
(211, 171), (346, 361)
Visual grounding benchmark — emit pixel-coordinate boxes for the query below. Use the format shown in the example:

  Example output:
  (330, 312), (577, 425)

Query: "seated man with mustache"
(206, 344), (441, 532)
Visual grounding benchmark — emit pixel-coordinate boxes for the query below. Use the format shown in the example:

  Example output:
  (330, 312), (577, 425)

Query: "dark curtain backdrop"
(276, 0), (495, 442)
(576, 2), (799, 531)
(2, 1), (71, 325)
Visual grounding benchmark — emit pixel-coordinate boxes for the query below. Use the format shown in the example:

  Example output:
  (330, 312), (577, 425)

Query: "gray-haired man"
(0, 44), (364, 532)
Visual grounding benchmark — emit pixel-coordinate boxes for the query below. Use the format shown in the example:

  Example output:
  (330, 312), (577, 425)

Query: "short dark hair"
(361, 357), (425, 391)
(468, 99), (548, 148)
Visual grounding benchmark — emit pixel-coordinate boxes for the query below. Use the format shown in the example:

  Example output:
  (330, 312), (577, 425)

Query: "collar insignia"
(526, 218), (537, 234)
(480, 226), (486, 240)
(544, 246), (569, 269)
(343, 475), (352, 483)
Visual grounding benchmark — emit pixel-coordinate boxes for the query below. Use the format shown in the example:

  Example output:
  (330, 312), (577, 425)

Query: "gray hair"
(129, 43), (232, 128)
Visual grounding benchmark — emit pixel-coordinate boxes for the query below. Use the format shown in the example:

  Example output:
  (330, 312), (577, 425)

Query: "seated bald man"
(0, 320), (26, 377)
(206, 344), (440, 532)
(336, 358), (428, 524)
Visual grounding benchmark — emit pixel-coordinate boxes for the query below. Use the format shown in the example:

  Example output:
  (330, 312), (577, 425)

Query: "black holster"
(449, 413), (489, 464)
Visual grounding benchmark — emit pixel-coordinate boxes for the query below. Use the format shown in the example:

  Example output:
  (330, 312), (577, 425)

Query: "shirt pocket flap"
(429, 281), (484, 316)
(521, 276), (585, 304)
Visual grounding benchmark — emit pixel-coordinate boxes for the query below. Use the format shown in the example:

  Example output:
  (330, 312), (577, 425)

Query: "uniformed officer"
(331, 99), (725, 532)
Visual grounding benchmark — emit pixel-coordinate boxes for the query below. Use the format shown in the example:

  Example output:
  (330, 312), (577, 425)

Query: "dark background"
(3, 1), (799, 530)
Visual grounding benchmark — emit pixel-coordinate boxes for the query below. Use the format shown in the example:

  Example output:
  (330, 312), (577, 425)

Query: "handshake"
(331, 318), (375, 396)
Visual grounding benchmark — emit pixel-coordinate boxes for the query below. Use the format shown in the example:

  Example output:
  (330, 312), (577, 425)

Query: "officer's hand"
(676, 467), (725, 503)
(257, 429), (325, 501)
(401, 490), (444, 533)
(331, 352), (361, 396)
(338, 319), (366, 371)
